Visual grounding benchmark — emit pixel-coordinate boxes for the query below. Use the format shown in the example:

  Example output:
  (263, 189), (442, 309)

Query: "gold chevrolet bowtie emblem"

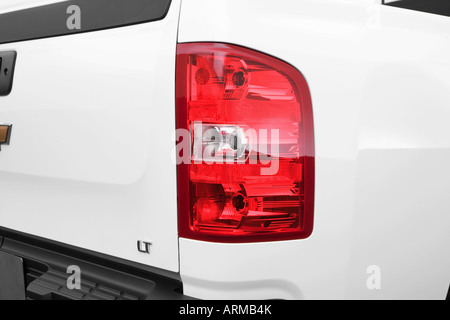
(0, 124), (12, 150)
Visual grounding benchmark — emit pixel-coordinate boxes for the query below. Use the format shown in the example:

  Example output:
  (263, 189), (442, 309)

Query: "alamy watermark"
(366, 0), (382, 30)
(66, 265), (81, 290)
(172, 122), (281, 176)
(66, 5), (81, 30)
(366, 265), (381, 290)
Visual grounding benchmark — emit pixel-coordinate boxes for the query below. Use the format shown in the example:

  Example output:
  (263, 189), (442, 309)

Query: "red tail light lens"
(176, 43), (314, 243)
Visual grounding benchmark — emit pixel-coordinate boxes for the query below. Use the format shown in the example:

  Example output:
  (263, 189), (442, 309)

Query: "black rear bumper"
(0, 228), (192, 300)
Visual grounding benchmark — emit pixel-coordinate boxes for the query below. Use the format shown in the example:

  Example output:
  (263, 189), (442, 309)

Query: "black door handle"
(0, 51), (17, 96)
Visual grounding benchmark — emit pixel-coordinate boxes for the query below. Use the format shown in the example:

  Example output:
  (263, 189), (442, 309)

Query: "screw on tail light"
(176, 43), (314, 243)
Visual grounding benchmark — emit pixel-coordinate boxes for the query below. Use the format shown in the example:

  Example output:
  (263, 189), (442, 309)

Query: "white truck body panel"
(0, 0), (182, 272)
(0, 0), (70, 14)
(178, 0), (450, 299)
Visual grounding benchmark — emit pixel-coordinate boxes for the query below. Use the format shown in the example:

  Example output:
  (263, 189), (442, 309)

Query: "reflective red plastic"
(176, 43), (314, 243)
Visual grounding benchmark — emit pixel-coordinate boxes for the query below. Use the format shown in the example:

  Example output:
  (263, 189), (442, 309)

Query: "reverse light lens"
(176, 43), (314, 243)
(192, 123), (248, 162)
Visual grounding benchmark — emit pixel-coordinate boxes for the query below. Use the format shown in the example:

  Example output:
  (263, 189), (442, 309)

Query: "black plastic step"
(0, 228), (191, 300)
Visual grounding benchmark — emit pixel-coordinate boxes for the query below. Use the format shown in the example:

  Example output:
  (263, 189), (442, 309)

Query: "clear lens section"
(192, 123), (248, 163)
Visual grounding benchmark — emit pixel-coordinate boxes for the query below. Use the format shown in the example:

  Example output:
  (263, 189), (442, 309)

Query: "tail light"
(176, 43), (314, 243)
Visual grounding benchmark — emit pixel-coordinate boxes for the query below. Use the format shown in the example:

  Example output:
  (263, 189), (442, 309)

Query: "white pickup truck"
(0, 0), (449, 300)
